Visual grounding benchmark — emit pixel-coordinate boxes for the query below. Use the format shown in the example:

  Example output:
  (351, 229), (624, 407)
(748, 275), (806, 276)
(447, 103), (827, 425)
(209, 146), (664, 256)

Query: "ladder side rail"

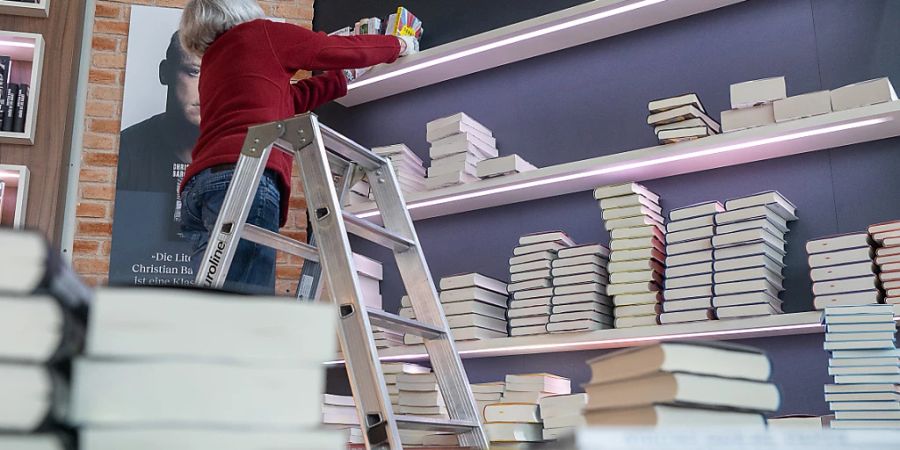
(319, 123), (386, 171)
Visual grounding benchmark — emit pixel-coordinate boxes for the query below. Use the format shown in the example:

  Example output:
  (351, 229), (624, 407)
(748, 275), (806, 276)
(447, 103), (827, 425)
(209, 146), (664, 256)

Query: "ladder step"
(394, 415), (481, 433)
(342, 211), (416, 251)
(367, 308), (446, 339)
(320, 123), (385, 171)
(242, 224), (319, 262)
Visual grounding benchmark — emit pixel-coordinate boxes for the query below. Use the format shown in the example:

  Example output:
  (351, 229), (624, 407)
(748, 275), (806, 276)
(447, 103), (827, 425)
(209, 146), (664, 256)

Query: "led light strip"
(0, 40), (35, 49)
(348, 0), (667, 90)
(357, 117), (890, 219)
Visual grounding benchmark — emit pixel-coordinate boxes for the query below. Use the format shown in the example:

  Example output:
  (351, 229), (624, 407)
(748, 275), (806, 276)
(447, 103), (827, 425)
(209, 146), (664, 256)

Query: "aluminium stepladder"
(193, 112), (489, 450)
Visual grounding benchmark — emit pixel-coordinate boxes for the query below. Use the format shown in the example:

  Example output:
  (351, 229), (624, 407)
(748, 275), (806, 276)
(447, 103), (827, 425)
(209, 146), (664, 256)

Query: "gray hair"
(179, 0), (266, 57)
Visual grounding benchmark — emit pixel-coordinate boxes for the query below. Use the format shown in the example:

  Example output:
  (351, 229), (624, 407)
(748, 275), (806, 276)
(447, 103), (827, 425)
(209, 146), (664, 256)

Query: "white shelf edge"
(324, 311), (831, 365)
(337, 0), (746, 106)
(347, 101), (900, 222)
(0, 0), (49, 18)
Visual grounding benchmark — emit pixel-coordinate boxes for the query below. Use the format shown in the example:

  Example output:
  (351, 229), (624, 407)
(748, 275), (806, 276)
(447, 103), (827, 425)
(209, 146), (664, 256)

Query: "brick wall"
(73, 0), (314, 295)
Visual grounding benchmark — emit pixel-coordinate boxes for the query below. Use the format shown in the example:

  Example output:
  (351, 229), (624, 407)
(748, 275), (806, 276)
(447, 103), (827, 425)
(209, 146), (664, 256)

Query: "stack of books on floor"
(396, 371), (460, 446)
(425, 113), (499, 190)
(72, 288), (344, 448)
(823, 304), (900, 430)
(508, 231), (575, 336)
(711, 191), (797, 319)
(647, 93), (720, 144)
(477, 154), (537, 179)
(870, 220), (900, 305)
(721, 77), (785, 133)
(0, 230), (92, 449)
(472, 381), (506, 421)
(540, 393), (588, 441)
(549, 243), (613, 333)
(807, 232), (881, 309)
(383, 362), (430, 409)
(485, 373), (571, 446)
(322, 394), (363, 445)
(373, 144), (427, 195)
(594, 182), (665, 328)
(661, 201), (724, 324)
(582, 341), (776, 427)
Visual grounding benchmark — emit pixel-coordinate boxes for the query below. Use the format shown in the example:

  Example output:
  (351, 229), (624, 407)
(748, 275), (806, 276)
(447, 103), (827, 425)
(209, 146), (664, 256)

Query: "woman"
(178, 0), (416, 294)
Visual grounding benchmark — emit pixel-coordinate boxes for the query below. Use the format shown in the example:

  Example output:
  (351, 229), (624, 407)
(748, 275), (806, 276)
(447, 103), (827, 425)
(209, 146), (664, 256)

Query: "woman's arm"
(264, 21), (401, 73)
(291, 71), (347, 113)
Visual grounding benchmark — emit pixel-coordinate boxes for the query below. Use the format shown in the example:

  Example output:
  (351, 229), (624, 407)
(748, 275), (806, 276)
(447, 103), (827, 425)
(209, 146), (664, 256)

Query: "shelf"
(0, 164), (30, 228)
(0, 31), (44, 145)
(348, 101), (900, 222)
(0, 0), (49, 18)
(337, 0), (746, 106)
(325, 307), (900, 365)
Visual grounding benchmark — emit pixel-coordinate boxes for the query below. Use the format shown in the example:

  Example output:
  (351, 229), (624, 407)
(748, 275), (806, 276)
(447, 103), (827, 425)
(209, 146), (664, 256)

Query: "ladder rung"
(394, 415), (480, 433)
(342, 211), (416, 251)
(367, 308), (446, 339)
(242, 224), (319, 262)
(319, 123), (386, 171)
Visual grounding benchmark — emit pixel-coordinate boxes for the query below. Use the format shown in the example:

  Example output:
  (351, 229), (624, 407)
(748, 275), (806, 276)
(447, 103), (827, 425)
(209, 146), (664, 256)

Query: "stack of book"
(485, 374), (571, 446)
(397, 371), (448, 419)
(870, 220), (900, 305)
(823, 304), (900, 430)
(0, 230), (92, 449)
(425, 113), (499, 190)
(582, 342), (776, 427)
(711, 191), (797, 319)
(830, 77), (897, 112)
(508, 231), (575, 336)
(661, 201), (724, 324)
(721, 77), (785, 133)
(322, 394), (363, 446)
(373, 328), (404, 349)
(594, 182), (666, 328)
(646, 93), (720, 144)
(72, 288), (344, 448)
(807, 232), (881, 310)
(549, 243), (613, 333)
(472, 381), (506, 421)
(540, 393), (588, 441)
(383, 362), (430, 409)
(477, 154), (537, 179)
(373, 144), (427, 195)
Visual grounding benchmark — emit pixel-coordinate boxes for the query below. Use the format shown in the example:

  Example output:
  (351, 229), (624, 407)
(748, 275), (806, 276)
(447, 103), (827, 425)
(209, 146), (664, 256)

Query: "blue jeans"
(180, 168), (281, 294)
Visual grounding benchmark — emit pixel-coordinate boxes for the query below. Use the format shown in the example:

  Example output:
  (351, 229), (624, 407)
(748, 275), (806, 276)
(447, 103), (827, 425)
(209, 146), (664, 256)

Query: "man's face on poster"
(160, 36), (201, 128)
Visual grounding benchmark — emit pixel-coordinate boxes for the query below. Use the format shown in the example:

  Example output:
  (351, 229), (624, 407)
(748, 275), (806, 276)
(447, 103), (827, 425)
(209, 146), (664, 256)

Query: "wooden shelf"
(0, 31), (44, 145)
(0, 0), (49, 18)
(326, 306), (900, 364)
(348, 101), (900, 222)
(337, 0), (746, 106)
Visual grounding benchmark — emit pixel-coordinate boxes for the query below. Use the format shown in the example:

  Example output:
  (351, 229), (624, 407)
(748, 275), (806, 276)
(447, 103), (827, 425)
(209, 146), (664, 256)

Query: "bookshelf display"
(0, 164), (29, 228)
(0, 0), (49, 18)
(0, 31), (43, 145)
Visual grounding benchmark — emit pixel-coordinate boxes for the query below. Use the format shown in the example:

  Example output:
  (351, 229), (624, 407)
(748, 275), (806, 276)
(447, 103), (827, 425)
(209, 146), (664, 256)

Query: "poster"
(109, 5), (198, 286)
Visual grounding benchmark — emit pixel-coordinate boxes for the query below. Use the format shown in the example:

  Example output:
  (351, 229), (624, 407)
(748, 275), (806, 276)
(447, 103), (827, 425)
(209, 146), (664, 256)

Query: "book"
(0, 363), (66, 432)
(519, 230), (575, 246)
(546, 319), (609, 333)
(667, 238), (712, 255)
(826, 331), (896, 343)
(0, 295), (83, 364)
(603, 204), (663, 221)
(609, 269), (663, 285)
(612, 292), (663, 306)
(513, 287), (554, 300)
(716, 303), (782, 318)
(662, 297), (713, 312)
(667, 226), (715, 244)
(81, 429), (345, 449)
(552, 310), (614, 324)
(715, 204), (797, 224)
(477, 155), (536, 178)
(504, 373), (570, 394)
(429, 132), (497, 157)
(812, 275), (879, 296)
(484, 423), (543, 442)
(510, 325), (548, 336)
(593, 183), (660, 202)
(551, 292), (611, 306)
(1, 83), (18, 131)
(509, 251), (556, 265)
(663, 285), (713, 301)
(658, 126), (715, 144)
(714, 254), (784, 273)
(509, 296), (551, 309)
(613, 303), (662, 318)
(811, 262), (877, 282)
(13, 83), (28, 133)
(725, 191), (796, 214)
(670, 201), (726, 222)
(712, 228), (785, 249)
(453, 327), (508, 341)
(483, 403), (540, 423)
(815, 291), (883, 309)
(399, 390), (444, 407)
(614, 315), (659, 328)
(607, 259), (664, 274)
(557, 243), (610, 259)
(825, 392), (900, 401)
(507, 305), (551, 318)
(665, 272), (712, 289)
(471, 382), (506, 394)
(540, 393), (588, 417)
(648, 93), (704, 114)
(712, 292), (781, 308)
(446, 314), (508, 333)
(607, 281), (660, 296)
(442, 301), (507, 319)
(827, 322), (898, 333)
(426, 113), (492, 139)
(823, 340), (896, 351)
(584, 404), (765, 427)
(716, 215), (789, 235)
(552, 255), (607, 268)
(599, 193), (660, 210)
(610, 235), (665, 252)
(811, 246), (875, 268)
(513, 241), (568, 255)
(605, 215), (663, 231)
(609, 247), (665, 263)
(714, 242), (785, 261)
(553, 272), (608, 287)
(667, 249), (713, 267)
(659, 309), (715, 323)
(773, 90), (832, 122)
(824, 383), (900, 393)
(440, 273), (507, 294)
(611, 224), (665, 240)
(830, 77), (898, 112)
(646, 105), (721, 132)
(510, 268), (551, 283)
(550, 263), (608, 278)
(766, 415), (826, 429)
(507, 278), (552, 293)
(667, 214), (715, 233)
(427, 161), (477, 177)
(729, 76), (787, 109)
(714, 267), (783, 286)
(715, 278), (782, 296)
(510, 260), (553, 274)
(554, 283), (607, 296)
(807, 232), (871, 254)
(424, 170), (478, 190)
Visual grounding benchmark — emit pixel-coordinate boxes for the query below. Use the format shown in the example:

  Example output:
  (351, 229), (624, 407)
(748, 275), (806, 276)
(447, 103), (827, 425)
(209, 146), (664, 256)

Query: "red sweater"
(181, 19), (401, 226)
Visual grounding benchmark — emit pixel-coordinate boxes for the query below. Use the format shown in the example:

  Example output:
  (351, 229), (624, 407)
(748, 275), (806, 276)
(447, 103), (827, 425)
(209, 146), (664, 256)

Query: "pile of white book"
(823, 304), (900, 430)
(661, 201), (723, 324)
(711, 191), (797, 319)
(721, 77), (785, 132)
(549, 244), (613, 333)
(383, 362), (430, 409)
(373, 144), (427, 195)
(425, 113), (498, 190)
(477, 154), (537, 179)
(646, 93), (720, 144)
(508, 231), (575, 336)
(594, 182), (665, 328)
(829, 77), (897, 112)
(396, 371), (462, 446)
(472, 381), (506, 421)
(870, 220), (900, 305)
(485, 374), (571, 446)
(808, 232), (881, 310)
(71, 288), (344, 449)
(322, 394), (363, 445)
(540, 393), (588, 441)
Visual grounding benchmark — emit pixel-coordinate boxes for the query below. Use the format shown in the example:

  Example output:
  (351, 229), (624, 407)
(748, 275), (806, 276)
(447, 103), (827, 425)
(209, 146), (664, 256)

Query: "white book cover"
(666, 273), (713, 289)
(426, 112), (493, 138)
(452, 327), (508, 341)
(504, 373), (570, 394)
(509, 251), (556, 265)
(669, 201), (725, 222)
(878, 254), (900, 265)
(513, 241), (568, 256)
(659, 309), (715, 324)
(870, 219), (900, 236)
(424, 170), (478, 190)
(667, 226), (715, 244)
(552, 255), (607, 268)
(614, 302), (662, 318)
(605, 214), (664, 231)
(551, 310), (613, 324)
(654, 117), (708, 134)
(716, 303), (781, 319)
(811, 246), (874, 268)
(712, 292), (781, 308)
(715, 278), (783, 296)
(477, 155), (536, 179)
(721, 103), (775, 132)
(519, 230), (576, 246)
(509, 268), (552, 283)
(715, 215), (789, 236)
(607, 281), (660, 296)
(510, 260), (553, 274)
(546, 320), (609, 333)
(557, 243), (611, 259)
(714, 253), (784, 272)
(483, 403), (541, 423)
(714, 241), (786, 261)
(825, 392), (900, 402)
(666, 214), (715, 233)
(611, 292), (663, 306)
(609, 247), (665, 263)
(509, 324), (549, 336)
(509, 315), (551, 327)
(666, 261), (713, 278)
(773, 90), (832, 122)
(551, 302), (613, 315)
(614, 315), (659, 328)
(443, 301), (507, 319)
(509, 296), (552, 309)
(607, 259), (664, 274)
(551, 263), (608, 278)
(828, 323), (898, 334)
(603, 204), (663, 221)
(540, 393), (588, 418)
(447, 315), (508, 333)
(712, 228), (785, 249)
(806, 232), (871, 255)
(431, 149), (485, 167)
(440, 273), (507, 294)
(648, 93), (704, 114)
(598, 193), (659, 210)
(812, 275), (879, 296)
(825, 341), (897, 351)
(399, 390), (444, 407)
(471, 382), (506, 394)
(663, 284), (713, 301)
(874, 231), (900, 244)
(714, 267), (783, 287)
(508, 305), (551, 318)
(611, 224), (665, 240)
(830, 77), (898, 112)
(811, 262), (877, 282)
(724, 191), (796, 215)
(829, 350), (900, 360)
(609, 235), (665, 252)
(484, 423), (543, 443)
(715, 203), (797, 224)
(826, 332), (896, 343)
(553, 283), (607, 296)
(609, 269), (662, 285)
(658, 126), (715, 143)
(440, 287), (508, 307)
(592, 183), (660, 202)
(426, 121), (493, 146)
(729, 76), (787, 109)
(667, 249), (713, 267)
(662, 297), (713, 312)
(646, 105), (720, 132)
(507, 278), (553, 293)
(551, 292), (611, 306)
(512, 287), (554, 300)
(667, 238), (712, 256)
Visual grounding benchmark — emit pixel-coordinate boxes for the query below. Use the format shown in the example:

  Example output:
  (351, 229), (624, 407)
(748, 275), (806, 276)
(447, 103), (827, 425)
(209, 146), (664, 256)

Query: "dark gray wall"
(316, 0), (900, 416)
